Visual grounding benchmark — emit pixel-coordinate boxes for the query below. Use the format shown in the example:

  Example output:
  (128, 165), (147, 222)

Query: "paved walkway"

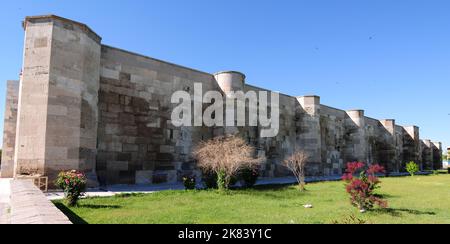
(46, 182), (186, 200)
(10, 180), (71, 224)
(0, 179), (11, 224)
(46, 172), (430, 200)
(0, 203), (9, 224)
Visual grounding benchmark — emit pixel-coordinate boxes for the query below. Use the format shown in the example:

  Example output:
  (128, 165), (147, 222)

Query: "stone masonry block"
(135, 170), (153, 185)
(123, 144), (139, 152)
(107, 161), (128, 171)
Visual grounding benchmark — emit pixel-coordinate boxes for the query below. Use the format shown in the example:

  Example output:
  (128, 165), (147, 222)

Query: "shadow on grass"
(233, 184), (310, 200)
(372, 208), (436, 217)
(114, 193), (146, 198)
(373, 193), (398, 199)
(79, 204), (122, 209)
(251, 184), (295, 191)
(53, 202), (88, 225)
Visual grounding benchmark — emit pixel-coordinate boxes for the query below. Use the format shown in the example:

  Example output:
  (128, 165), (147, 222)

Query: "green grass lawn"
(54, 174), (450, 224)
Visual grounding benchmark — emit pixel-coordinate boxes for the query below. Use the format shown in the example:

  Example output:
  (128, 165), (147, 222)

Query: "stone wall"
(0, 81), (19, 178)
(97, 45), (217, 185)
(319, 105), (346, 176)
(1, 15), (443, 185)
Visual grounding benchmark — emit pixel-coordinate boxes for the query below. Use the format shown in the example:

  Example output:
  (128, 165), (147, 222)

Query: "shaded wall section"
(421, 139), (433, 170)
(0, 81), (19, 178)
(432, 142), (443, 170)
(97, 46), (218, 185)
(319, 105), (346, 175)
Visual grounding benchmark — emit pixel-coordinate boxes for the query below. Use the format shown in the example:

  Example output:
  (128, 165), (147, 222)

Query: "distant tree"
(406, 161), (420, 176)
(193, 135), (263, 191)
(443, 154), (448, 161)
(283, 149), (309, 191)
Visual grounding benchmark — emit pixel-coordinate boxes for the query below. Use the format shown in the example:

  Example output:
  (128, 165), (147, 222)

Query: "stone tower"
(432, 141), (443, 170)
(403, 126), (421, 165)
(379, 119), (400, 171)
(296, 95), (322, 175)
(345, 110), (368, 163)
(13, 16), (101, 184)
(214, 71), (245, 96)
(214, 71), (246, 135)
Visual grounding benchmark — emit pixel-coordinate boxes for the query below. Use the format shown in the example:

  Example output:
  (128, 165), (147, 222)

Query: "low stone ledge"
(10, 180), (71, 224)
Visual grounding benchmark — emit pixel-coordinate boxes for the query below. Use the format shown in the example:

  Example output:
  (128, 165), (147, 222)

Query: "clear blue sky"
(0, 0), (449, 151)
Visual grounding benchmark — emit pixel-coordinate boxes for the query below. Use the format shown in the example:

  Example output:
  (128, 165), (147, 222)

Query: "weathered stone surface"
(432, 141), (443, 170)
(135, 170), (153, 184)
(1, 81), (19, 178)
(107, 161), (128, 171)
(12, 15), (100, 187)
(9, 179), (71, 224)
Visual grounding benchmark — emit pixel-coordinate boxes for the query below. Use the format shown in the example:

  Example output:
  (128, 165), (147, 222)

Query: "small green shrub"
(406, 161), (419, 176)
(182, 175), (196, 190)
(240, 166), (260, 188)
(202, 170), (238, 190)
(202, 170), (218, 189)
(217, 170), (227, 191)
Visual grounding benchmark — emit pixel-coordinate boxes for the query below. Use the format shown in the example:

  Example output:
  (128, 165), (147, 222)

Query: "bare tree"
(193, 135), (263, 190)
(283, 149), (309, 191)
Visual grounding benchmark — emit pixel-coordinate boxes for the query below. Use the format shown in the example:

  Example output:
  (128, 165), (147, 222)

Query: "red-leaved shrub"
(342, 162), (388, 212)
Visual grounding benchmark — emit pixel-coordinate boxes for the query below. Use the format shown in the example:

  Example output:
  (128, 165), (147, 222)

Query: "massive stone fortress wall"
(0, 15), (443, 186)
